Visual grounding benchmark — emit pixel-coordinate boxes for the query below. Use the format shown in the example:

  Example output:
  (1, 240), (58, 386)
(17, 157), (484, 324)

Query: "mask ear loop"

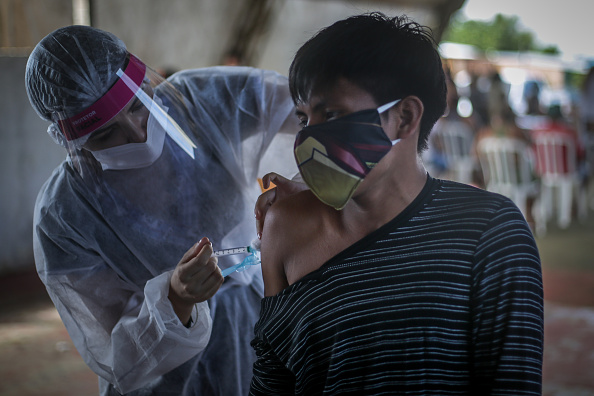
(377, 99), (402, 145)
(377, 99), (401, 114)
(116, 69), (197, 159)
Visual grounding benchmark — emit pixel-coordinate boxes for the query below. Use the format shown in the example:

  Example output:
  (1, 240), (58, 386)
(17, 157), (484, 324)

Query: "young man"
(251, 13), (543, 395)
(26, 25), (296, 395)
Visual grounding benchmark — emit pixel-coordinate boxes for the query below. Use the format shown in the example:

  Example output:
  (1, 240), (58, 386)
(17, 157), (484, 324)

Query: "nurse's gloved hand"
(168, 237), (223, 326)
(255, 172), (308, 240)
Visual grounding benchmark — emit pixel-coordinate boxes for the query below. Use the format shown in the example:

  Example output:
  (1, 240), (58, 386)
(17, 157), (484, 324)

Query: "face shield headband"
(293, 99), (400, 210)
(55, 53), (196, 159)
(57, 54), (146, 144)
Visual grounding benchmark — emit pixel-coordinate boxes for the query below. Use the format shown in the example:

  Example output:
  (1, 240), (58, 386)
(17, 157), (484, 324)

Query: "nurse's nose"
(122, 113), (148, 143)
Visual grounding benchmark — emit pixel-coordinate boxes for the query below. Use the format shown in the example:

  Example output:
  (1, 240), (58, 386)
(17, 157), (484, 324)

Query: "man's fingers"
(256, 218), (264, 240)
(255, 190), (276, 237)
(256, 172), (308, 238)
(264, 172), (290, 189)
(261, 172), (275, 189)
(254, 188), (276, 220)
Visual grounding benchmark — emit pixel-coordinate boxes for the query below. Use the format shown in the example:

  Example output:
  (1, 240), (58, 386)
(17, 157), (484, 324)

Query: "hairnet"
(25, 25), (128, 146)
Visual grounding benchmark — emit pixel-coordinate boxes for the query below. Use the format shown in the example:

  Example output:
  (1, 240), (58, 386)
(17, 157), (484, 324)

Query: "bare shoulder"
(260, 190), (327, 296)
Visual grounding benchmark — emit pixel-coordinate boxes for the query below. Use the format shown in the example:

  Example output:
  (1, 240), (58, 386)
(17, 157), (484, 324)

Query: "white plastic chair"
(477, 136), (539, 224)
(532, 132), (587, 234)
(431, 119), (476, 184)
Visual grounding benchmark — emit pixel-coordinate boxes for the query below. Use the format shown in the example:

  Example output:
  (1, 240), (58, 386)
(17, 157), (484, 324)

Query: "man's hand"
(255, 172), (308, 239)
(169, 237), (223, 326)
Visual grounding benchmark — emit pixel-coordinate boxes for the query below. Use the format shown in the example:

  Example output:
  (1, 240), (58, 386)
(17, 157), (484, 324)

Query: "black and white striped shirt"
(250, 177), (543, 395)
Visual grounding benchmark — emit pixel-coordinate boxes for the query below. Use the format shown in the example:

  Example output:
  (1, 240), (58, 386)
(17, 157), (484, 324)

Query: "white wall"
(93, 0), (438, 75)
(259, 0), (437, 75)
(93, 0), (245, 71)
(0, 56), (66, 274)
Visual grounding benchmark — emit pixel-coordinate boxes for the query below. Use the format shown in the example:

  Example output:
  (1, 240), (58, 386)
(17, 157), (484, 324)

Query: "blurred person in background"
(474, 104), (533, 150)
(580, 66), (594, 137)
(532, 103), (586, 178)
(25, 25), (297, 395)
(524, 80), (542, 115)
(531, 103), (589, 228)
(472, 103), (539, 226)
(580, 66), (594, 200)
(487, 71), (509, 124)
(424, 68), (477, 184)
(251, 13), (543, 395)
(468, 71), (490, 128)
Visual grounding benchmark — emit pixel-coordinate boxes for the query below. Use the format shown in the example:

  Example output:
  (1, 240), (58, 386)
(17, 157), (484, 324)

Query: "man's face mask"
(293, 99), (400, 210)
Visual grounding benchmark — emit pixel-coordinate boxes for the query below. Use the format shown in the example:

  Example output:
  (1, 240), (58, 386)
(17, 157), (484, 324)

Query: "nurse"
(25, 25), (296, 395)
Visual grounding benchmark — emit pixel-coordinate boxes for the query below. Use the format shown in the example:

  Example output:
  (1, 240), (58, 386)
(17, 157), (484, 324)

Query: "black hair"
(289, 12), (447, 152)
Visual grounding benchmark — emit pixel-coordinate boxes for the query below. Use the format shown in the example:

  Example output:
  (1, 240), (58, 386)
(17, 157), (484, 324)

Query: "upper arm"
(260, 198), (295, 296)
(471, 200), (543, 393)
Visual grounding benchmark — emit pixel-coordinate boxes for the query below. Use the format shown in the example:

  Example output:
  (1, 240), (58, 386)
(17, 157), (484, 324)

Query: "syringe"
(212, 245), (257, 257)
(212, 238), (261, 257)
(214, 239), (261, 277)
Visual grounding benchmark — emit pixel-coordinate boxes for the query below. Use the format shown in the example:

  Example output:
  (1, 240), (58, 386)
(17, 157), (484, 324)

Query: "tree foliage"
(443, 13), (559, 54)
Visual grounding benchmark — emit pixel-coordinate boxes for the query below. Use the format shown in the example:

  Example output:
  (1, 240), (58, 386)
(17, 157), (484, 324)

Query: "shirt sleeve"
(34, 214), (212, 394)
(250, 331), (296, 395)
(470, 199), (544, 395)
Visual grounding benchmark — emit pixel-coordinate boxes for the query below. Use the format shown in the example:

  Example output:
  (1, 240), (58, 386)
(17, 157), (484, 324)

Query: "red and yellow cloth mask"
(294, 99), (400, 210)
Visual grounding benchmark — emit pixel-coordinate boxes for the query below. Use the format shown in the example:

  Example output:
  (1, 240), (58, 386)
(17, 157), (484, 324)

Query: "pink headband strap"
(58, 54), (147, 141)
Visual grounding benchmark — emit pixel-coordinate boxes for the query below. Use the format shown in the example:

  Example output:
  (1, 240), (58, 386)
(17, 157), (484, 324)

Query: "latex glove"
(169, 237), (223, 325)
(254, 172), (308, 239)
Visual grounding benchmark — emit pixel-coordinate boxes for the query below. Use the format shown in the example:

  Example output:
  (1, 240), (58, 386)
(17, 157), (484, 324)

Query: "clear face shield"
(46, 54), (259, 283)
(51, 54), (196, 177)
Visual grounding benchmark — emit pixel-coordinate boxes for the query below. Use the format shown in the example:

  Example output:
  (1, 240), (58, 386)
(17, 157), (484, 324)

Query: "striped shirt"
(250, 177), (543, 395)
